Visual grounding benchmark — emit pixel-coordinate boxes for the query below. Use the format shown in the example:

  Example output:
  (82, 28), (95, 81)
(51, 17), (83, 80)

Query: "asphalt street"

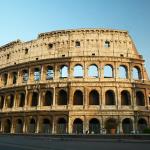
(0, 135), (150, 150)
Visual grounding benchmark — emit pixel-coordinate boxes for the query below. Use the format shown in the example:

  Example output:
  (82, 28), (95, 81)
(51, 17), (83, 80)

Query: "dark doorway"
(73, 90), (83, 105)
(73, 118), (83, 134)
(89, 118), (100, 134)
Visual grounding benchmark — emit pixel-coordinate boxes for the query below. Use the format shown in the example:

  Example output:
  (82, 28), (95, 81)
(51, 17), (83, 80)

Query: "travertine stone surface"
(0, 28), (150, 134)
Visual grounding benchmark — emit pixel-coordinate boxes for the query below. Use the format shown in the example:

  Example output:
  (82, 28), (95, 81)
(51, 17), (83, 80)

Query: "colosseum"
(0, 28), (150, 135)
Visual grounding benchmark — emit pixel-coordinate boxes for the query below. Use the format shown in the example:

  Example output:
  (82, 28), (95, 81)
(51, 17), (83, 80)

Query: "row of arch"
(1, 64), (142, 86)
(1, 117), (148, 134)
(0, 90), (146, 109)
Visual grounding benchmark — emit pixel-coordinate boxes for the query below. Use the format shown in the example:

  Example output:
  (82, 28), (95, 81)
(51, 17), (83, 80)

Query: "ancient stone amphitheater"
(0, 28), (150, 135)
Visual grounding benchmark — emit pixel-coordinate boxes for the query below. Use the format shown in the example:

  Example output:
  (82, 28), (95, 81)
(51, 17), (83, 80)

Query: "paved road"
(0, 135), (150, 150)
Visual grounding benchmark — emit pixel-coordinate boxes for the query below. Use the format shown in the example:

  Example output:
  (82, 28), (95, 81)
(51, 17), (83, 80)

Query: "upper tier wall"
(0, 28), (142, 69)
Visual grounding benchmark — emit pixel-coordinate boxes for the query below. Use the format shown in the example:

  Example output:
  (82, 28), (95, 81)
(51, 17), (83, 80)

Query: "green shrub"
(143, 128), (150, 134)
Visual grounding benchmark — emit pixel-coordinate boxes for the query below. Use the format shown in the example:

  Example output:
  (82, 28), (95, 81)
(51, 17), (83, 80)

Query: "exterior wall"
(0, 28), (150, 134)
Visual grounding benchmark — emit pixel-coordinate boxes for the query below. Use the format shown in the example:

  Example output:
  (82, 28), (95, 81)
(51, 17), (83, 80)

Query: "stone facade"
(0, 28), (150, 134)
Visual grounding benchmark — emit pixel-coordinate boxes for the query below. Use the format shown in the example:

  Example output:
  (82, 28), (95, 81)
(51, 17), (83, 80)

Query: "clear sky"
(0, 0), (150, 77)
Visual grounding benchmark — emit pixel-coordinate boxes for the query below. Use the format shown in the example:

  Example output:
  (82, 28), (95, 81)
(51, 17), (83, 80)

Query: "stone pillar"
(132, 88), (136, 109)
(36, 116), (40, 133)
(84, 63), (88, 79)
(53, 87), (56, 108)
(69, 63), (73, 80)
(7, 72), (11, 86)
(116, 65), (119, 79)
(24, 87), (28, 109)
(133, 117), (137, 133)
(99, 88), (102, 108)
(28, 67), (33, 84)
(40, 65), (44, 81)
(115, 87), (118, 109)
(68, 117), (72, 134)
(118, 118), (123, 134)
(16, 70), (20, 85)
(114, 62), (117, 79)
(17, 70), (23, 84)
(83, 61), (86, 79)
(67, 85), (71, 109)
(145, 89), (148, 109)
(98, 63), (100, 79)
(117, 88), (121, 109)
(52, 116), (56, 134)
(84, 87), (87, 109)
(23, 117), (27, 133)
(5, 95), (9, 109)
(13, 91), (18, 108)
(3, 95), (7, 109)
(11, 118), (15, 133)
(27, 91), (32, 107)
(38, 90), (41, 108)
(68, 86), (73, 109)
(43, 65), (47, 81)
(84, 116), (88, 134)
(54, 64), (59, 81)
(101, 88), (105, 109)
(101, 116), (105, 134)
(101, 64), (104, 78)
(129, 62), (132, 82)
(1, 119), (4, 133)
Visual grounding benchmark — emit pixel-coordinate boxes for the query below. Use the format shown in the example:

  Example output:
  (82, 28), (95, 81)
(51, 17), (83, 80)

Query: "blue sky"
(0, 0), (150, 77)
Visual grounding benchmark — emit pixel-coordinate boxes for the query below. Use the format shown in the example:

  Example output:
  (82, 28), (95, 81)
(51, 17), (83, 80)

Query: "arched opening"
(12, 72), (18, 84)
(104, 41), (110, 48)
(22, 69), (29, 83)
(41, 119), (52, 134)
(89, 90), (99, 105)
(46, 66), (54, 80)
(138, 118), (147, 133)
(28, 118), (36, 133)
(43, 91), (53, 106)
(6, 94), (14, 108)
(75, 41), (80, 47)
(104, 64), (113, 78)
(25, 48), (28, 54)
(3, 73), (8, 86)
(136, 91), (145, 106)
(18, 93), (25, 107)
(57, 118), (67, 134)
(48, 43), (53, 49)
(4, 119), (11, 133)
(31, 92), (38, 107)
(132, 66), (141, 80)
(57, 90), (67, 105)
(73, 65), (83, 78)
(88, 65), (98, 78)
(15, 119), (23, 133)
(73, 90), (83, 105)
(122, 118), (133, 134)
(34, 67), (41, 81)
(89, 118), (100, 134)
(121, 90), (131, 105)
(73, 118), (83, 134)
(105, 90), (115, 105)
(60, 65), (68, 78)
(105, 118), (117, 134)
(119, 65), (128, 79)
(0, 95), (4, 109)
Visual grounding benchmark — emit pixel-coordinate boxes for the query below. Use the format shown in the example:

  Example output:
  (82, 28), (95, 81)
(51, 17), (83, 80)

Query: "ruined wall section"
(0, 29), (142, 69)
